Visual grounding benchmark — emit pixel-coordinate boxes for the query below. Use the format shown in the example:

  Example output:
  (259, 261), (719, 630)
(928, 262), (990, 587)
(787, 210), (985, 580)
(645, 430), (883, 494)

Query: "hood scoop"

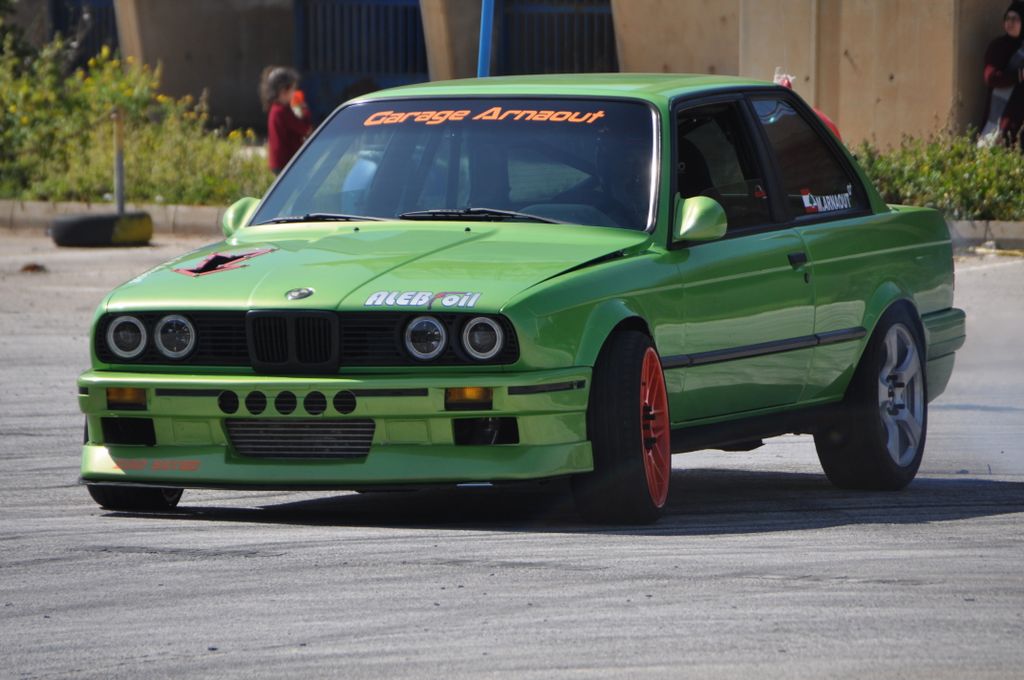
(173, 248), (275, 277)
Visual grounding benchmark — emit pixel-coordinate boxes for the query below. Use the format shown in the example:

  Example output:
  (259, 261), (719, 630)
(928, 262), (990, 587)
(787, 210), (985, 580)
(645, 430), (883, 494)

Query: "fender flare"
(573, 298), (652, 368)
(855, 282), (924, 368)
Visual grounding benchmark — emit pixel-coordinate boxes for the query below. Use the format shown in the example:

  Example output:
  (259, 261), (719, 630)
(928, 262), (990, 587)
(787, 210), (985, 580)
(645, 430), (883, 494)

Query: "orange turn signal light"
(445, 387), (493, 411)
(106, 387), (147, 410)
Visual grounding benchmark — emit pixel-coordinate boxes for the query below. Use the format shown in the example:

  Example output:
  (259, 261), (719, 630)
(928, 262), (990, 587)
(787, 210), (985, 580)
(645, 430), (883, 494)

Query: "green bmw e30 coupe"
(78, 74), (966, 523)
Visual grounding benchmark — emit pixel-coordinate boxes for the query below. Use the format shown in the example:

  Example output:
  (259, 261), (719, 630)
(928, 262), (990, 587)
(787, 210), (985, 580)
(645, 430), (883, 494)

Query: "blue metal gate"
(294, 0), (429, 119)
(500, 0), (617, 75)
(49, 0), (119, 64)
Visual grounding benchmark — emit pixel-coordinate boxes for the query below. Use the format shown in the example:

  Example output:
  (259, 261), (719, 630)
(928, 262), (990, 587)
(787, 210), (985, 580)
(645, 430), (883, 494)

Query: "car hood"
(104, 221), (652, 313)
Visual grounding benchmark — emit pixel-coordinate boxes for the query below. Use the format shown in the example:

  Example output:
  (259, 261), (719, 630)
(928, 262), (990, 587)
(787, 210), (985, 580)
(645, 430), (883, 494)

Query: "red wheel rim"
(639, 347), (670, 507)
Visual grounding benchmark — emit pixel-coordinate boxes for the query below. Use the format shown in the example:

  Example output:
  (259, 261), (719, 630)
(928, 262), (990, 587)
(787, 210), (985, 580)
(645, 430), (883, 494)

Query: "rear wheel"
(572, 331), (670, 523)
(814, 306), (927, 490)
(87, 485), (183, 512)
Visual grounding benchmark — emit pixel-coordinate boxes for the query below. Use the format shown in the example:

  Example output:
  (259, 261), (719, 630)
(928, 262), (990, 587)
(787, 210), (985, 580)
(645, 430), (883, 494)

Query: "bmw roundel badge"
(286, 288), (315, 300)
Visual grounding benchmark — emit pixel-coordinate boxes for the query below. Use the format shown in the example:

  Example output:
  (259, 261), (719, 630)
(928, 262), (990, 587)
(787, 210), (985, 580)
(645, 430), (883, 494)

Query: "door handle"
(787, 252), (808, 269)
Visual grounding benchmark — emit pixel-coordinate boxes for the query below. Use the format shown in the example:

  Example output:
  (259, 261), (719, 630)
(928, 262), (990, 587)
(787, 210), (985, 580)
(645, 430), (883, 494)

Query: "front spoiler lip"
(80, 439), (594, 487)
(78, 477), (570, 492)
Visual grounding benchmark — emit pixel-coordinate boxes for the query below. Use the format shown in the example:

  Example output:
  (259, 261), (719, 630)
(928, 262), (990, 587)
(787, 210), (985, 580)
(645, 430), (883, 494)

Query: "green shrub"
(0, 40), (272, 205)
(856, 133), (1024, 221)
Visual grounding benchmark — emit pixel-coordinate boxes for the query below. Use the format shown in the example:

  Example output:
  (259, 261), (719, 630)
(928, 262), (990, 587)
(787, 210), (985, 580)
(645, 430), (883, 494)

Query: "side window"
(676, 103), (771, 230)
(752, 98), (864, 218)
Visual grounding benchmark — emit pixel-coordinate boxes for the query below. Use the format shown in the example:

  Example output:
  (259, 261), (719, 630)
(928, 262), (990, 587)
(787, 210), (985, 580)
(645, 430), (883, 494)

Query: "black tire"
(51, 212), (152, 247)
(572, 330), (671, 524)
(87, 485), (183, 512)
(814, 305), (928, 490)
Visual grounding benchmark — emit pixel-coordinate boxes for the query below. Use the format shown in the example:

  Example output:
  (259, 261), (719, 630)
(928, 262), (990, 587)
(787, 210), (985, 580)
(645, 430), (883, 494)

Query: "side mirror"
(221, 197), (260, 238)
(673, 195), (727, 244)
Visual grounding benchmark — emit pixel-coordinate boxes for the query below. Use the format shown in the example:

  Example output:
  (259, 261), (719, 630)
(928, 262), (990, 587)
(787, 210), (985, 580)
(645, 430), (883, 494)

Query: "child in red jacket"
(260, 67), (312, 173)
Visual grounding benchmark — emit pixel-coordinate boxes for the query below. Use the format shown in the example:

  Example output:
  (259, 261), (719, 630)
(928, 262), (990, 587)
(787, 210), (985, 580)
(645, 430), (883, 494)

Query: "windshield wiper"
(259, 212), (384, 224)
(398, 207), (561, 224)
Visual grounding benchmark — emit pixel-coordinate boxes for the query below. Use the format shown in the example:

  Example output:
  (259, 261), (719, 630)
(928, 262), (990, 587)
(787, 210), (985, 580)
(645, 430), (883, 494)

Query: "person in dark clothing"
(981, 2), (1024, 148)
(260, 66), (313, 173)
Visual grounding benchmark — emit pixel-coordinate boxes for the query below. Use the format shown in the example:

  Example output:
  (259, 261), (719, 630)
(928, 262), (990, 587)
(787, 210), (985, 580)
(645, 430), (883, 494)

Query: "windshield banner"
(364, 107), (606, 127)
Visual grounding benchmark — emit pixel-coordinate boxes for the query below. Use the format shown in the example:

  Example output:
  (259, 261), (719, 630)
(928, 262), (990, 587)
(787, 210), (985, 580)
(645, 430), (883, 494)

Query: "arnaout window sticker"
(801, 185), (854, 214)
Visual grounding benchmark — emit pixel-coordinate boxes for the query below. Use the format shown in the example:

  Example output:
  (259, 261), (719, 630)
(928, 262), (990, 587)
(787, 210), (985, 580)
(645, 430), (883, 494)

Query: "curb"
(946, 220), (1024, 251)
(0, 199), (223, 237)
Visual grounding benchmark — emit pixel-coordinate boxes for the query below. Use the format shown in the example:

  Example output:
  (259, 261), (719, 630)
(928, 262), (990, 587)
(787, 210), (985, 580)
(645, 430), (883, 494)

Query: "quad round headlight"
(155, 314), (196, 359)
(404, 316), (447, 360)
(106, 316), (147, 359)
(462, 317), (504, 360)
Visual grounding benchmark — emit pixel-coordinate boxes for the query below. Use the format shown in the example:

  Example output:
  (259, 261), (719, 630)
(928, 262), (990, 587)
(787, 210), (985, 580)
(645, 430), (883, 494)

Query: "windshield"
(251, 98), (658, 231)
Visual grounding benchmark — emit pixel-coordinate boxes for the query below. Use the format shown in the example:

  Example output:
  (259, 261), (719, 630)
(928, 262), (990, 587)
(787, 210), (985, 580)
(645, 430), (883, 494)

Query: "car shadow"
(109, 468), (1024, 536)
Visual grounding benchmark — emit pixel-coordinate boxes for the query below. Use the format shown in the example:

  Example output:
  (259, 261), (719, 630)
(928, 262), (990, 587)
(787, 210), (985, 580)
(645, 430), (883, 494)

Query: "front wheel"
(572, 331), (671, 524)
(814, 305), (927, 490)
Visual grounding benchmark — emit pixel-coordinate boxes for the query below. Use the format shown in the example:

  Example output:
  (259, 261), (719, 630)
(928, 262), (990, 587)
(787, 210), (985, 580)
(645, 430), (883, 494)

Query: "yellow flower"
(156, 94), (170, 105)
(20, 116), (28, 125)
(7, 104), (15, 113)
(87, 58), (96, 68)
(228, 129), (242, 140)
(100, 45), (110, 59)
(126, 55), (135, 65)
(245, 128), (256, 139)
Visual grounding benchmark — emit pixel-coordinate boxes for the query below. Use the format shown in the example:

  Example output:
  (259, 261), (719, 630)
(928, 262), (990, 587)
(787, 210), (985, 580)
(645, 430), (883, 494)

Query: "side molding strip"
(661, 326), (867, 370)
(816, 327), (868, 345)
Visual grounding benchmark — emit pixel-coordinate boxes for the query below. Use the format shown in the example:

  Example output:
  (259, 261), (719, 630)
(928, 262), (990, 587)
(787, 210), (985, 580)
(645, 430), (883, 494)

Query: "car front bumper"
(78, 368), (592, 489)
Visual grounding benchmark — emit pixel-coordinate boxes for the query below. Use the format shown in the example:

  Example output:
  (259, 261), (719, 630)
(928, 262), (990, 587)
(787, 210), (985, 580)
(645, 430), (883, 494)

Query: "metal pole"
(477, 0), (495, 77)
(112, 107), (125, 215)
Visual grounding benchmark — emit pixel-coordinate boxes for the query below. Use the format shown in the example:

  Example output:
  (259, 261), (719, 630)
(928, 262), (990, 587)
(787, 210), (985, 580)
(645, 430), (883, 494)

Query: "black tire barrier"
(50, 212), (153, 247)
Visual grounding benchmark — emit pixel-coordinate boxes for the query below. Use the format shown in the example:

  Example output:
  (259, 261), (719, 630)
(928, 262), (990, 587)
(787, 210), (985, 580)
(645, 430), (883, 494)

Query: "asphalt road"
(1, 232), (1022, 679)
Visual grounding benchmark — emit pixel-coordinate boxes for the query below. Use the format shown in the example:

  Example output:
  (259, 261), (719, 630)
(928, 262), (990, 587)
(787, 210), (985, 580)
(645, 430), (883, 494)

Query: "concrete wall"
(738, 0), (818, 101)
(740, 0), (959, 147)
(737, 0), (1007, 148)
(420, 0), (741, 80)
(419, 0), (481, 81)
(611, 0), (1008, 147)
(114, 0), (294, 130)
(612, 0), (738, 75)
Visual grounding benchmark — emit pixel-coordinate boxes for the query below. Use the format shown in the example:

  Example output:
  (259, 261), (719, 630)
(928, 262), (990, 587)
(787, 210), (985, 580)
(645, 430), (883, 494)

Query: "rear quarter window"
(752, 98), (865, 219)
